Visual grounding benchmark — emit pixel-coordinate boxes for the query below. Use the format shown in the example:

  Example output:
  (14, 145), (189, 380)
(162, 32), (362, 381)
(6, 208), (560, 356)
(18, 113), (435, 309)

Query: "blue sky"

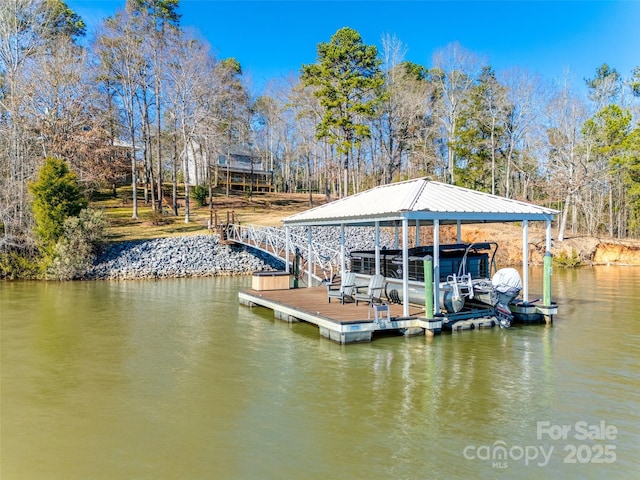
(68, 0), (640, 92)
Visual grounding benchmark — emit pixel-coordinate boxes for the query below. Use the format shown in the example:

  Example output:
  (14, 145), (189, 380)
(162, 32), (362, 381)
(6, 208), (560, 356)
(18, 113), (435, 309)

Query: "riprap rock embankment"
(85, 235), (283, 280)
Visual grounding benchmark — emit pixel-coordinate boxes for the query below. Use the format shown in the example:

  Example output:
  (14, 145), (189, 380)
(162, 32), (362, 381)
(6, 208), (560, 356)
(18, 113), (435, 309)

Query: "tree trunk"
(343, 148), (349, 197)
(557, 192), (571, 241)
(490, 117), (496, 195)
(184, 184), (190, 223)
(184, 138), (192, 223)
(155, 41), (163, 214)
(172, 128), (178, 216)
(129, 118), (138, 219)
(609, 182), (614, 238)
(448, 117), (456, 185)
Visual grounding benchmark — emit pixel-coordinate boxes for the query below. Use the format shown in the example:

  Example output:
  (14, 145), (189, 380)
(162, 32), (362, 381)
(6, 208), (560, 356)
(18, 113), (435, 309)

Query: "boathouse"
(239, 178), (559, 342)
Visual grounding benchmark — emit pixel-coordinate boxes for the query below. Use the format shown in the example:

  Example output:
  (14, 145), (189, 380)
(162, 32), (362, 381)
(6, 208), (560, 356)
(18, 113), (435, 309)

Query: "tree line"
(1, 0), (639, 277)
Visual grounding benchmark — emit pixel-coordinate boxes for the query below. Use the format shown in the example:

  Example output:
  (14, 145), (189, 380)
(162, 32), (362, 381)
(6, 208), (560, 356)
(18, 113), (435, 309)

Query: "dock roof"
(283, 178), (558, 227)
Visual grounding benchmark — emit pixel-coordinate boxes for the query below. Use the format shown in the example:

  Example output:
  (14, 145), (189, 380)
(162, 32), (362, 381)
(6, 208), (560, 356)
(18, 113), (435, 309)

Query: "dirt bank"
(448, 224), (640, 267)
(555, 236), (640, 266)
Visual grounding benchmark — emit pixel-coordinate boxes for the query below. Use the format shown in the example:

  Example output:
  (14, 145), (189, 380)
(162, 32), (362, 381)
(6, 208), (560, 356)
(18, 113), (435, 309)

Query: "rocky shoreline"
(83, 227), (640, 281)
(85, 235), (285, 280)
(85, 227), (396, 281)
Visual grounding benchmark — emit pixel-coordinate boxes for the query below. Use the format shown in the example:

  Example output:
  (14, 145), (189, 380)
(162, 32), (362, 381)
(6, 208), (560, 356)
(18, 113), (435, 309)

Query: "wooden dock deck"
(238, 286), (442, 343)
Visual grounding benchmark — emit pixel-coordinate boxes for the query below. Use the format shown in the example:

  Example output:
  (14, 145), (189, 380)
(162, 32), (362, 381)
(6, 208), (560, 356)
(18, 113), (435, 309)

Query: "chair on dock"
(354, 274), (385, 306)
(327, 272), (357, 304)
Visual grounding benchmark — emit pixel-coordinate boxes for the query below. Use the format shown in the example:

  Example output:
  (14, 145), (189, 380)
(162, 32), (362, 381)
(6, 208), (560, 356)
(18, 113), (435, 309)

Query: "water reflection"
(1, 268), (638, 479)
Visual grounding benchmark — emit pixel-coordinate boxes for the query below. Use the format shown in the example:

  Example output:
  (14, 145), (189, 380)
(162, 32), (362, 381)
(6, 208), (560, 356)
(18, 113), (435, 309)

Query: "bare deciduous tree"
(95, 5), (148, 219)
(431, 42), (485, 184)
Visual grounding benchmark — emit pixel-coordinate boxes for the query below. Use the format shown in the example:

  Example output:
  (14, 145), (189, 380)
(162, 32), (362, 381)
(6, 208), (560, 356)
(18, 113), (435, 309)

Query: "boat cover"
(491, 268), (522, 294)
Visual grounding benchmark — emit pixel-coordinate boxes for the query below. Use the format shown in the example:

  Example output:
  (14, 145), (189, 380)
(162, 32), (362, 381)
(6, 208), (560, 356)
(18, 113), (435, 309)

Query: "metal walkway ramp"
(222, 223), (343, 286)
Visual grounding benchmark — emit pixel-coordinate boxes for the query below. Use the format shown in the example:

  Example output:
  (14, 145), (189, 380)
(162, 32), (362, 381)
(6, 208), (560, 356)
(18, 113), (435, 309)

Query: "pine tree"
(301, 27), (384, 196)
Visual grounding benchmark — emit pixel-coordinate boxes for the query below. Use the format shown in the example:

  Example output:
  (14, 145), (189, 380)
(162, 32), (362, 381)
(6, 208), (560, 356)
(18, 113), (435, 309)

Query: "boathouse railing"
(224, 224), (343, 285)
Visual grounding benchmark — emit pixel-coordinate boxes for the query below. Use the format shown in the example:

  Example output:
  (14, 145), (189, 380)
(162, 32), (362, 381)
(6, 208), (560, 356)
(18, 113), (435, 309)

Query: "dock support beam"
(522, 220), (529, 303)
(433, 219), (440, 316)
(285, 226), (290, 273)
(543, 251), (553, 324)
(374, 221), (381, 275)
(402, 217), (410, 318)
(340, 223), (346, 279)
(543, 219), (553, 324)
(307, 227), (312, 287)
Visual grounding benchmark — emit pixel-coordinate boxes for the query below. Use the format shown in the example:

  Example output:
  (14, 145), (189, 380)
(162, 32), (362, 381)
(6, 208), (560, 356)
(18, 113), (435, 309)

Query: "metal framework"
(226, 224), (341, 284)
(281, 178), (559, 319)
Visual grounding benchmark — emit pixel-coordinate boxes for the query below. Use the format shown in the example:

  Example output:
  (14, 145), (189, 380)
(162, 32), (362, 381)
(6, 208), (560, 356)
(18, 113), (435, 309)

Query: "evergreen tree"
(630, 67), (640, 97)
(583, 105), (634, 237)
(301, 27), (384, 196)
(453, 67), (508, 193)
(613, 127), (640, 235)
(585, 63), (621, 109)
(28, 157), (87, 254)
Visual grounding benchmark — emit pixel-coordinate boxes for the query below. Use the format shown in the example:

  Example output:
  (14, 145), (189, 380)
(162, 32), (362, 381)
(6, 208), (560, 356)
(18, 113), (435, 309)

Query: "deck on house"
(238, 285), (443, 343)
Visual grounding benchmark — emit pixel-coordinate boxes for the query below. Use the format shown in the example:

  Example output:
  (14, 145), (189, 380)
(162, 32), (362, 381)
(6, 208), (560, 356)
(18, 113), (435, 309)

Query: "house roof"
(216, 144), (271, 174)
(225, 144), (259, 158)
(282, 178), (558, 227)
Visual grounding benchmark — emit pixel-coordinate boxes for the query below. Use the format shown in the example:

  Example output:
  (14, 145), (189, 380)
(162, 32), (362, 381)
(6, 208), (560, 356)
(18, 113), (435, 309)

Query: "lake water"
(1, 266), (639, 479)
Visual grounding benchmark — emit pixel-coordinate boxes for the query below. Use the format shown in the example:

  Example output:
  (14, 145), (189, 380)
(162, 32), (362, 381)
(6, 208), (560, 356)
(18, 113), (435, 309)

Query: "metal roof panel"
(283, 178), (558, 226)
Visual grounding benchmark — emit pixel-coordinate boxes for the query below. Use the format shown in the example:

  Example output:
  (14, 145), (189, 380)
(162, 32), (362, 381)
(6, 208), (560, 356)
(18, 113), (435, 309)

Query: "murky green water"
(1, 267), (639, 479)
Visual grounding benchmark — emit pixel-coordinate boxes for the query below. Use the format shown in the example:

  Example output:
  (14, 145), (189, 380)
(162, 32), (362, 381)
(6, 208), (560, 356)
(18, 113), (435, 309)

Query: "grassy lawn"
(92, 186), (327, 242)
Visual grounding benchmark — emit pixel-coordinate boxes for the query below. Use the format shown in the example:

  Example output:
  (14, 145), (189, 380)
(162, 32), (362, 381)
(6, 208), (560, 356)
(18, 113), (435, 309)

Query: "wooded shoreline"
(2, 1), (639, 267)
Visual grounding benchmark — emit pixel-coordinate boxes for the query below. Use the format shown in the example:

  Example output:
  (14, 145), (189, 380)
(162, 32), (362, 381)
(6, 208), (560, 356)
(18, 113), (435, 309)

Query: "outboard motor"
(491, 268), (522, 328)
(495, 302), (513, 328)
(491, 268), (522, 305)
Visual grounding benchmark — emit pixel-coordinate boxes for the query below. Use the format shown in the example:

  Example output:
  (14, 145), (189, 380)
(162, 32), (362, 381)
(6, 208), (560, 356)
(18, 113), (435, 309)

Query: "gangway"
(223, 223), (344, 286)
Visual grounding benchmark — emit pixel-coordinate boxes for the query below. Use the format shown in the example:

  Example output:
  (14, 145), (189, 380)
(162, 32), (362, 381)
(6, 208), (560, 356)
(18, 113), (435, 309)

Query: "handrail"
(225, 224), (344, 285)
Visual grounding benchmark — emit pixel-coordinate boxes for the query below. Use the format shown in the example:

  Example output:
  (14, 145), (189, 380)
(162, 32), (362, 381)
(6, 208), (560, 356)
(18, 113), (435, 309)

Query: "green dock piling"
(424, 255), (434, 319)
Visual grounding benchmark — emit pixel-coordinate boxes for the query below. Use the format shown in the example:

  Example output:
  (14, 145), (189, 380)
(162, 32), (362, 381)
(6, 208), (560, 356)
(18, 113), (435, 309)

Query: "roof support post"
(543, 219), (553, 314)
(522, 220), (529, 302)
(285, 226), (291, 273)
(402, 217), (410, 317)
(416, 220), (420, 247)
(394, 223), (399, 249)
(307, 226), (313, 287)
(433, 219), (440, 315)
(457, 220), (462, 243)
(340, 223), (346, 278)
(374, 221), (381, 275)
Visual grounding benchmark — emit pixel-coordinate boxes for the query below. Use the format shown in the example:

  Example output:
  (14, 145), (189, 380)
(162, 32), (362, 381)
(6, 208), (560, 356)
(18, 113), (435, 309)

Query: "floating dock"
(238, 282), (537, 343)
(239, 280), (555, 343)
(239, 285), (441, 343)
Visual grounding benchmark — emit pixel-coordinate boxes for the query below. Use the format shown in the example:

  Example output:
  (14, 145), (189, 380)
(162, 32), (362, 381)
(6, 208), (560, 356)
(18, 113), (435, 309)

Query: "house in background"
(183, 142), (273, 193)
(214, 145), (273, 193)
(110, 138), (143, 186)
